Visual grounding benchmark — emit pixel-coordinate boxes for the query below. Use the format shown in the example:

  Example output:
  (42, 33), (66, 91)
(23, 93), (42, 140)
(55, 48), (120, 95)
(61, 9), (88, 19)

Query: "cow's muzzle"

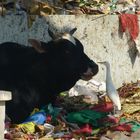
(81, 61), (98, 81)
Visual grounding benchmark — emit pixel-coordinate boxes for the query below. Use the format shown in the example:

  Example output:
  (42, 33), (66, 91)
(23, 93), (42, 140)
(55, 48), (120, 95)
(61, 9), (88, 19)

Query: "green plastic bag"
(67, 110), (108, 127)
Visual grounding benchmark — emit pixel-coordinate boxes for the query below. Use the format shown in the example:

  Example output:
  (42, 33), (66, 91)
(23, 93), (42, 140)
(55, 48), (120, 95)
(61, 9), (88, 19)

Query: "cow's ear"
(28, 39), (46, 53)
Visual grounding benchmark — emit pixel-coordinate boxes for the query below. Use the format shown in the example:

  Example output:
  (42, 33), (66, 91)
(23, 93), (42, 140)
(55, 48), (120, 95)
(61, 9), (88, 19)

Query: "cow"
(0, 28), (98, 123)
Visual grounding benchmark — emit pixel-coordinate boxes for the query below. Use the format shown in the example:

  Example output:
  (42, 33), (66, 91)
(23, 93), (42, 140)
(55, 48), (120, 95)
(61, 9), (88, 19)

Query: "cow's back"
(0, 42), (40, 89)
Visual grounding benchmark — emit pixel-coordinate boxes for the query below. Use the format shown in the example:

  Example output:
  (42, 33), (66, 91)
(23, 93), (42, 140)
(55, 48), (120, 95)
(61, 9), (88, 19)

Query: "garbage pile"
(118, 80), (140, 120)
(1, 0), (140, 15)
(4, 79), (140, 140)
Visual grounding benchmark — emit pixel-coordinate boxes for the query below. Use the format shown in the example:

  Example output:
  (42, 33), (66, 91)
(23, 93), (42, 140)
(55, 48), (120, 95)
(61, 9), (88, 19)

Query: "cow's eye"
(65, 50), (71, 54)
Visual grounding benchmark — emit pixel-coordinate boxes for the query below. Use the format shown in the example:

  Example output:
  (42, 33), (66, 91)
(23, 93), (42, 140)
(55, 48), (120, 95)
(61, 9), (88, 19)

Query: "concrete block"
(0, 91), (11, 140)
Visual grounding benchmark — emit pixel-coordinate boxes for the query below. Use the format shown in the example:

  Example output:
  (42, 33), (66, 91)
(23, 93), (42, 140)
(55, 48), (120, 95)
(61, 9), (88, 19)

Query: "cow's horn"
(69, 28), (77, 35)
(48, 28), (56, 39)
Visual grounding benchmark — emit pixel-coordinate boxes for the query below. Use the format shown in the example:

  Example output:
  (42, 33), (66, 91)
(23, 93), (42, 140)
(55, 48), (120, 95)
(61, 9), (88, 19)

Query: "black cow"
(0, 28), (98, 123)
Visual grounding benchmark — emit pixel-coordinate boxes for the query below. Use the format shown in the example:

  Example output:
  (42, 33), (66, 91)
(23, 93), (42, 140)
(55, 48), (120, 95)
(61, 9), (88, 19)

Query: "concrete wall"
(0, 15), (140, 88)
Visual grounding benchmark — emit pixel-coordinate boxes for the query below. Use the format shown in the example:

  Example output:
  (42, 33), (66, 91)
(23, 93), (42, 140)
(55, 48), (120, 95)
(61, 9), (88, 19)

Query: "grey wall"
(0, 15), (140, 88)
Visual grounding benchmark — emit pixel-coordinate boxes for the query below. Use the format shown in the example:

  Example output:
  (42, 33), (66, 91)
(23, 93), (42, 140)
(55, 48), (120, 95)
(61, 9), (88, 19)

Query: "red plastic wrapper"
(111, 124), (131, 132)
(119, 14), (139, 40)
(90, 102), (113, 113)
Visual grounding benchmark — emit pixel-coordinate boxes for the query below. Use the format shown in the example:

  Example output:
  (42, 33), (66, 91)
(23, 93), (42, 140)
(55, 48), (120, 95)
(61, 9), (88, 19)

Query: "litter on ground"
(4, 79), (140, 140)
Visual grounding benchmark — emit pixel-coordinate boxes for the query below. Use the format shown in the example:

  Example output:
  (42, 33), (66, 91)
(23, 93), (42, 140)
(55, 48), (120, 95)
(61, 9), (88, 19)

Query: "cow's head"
(28, 28), (98, 90)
